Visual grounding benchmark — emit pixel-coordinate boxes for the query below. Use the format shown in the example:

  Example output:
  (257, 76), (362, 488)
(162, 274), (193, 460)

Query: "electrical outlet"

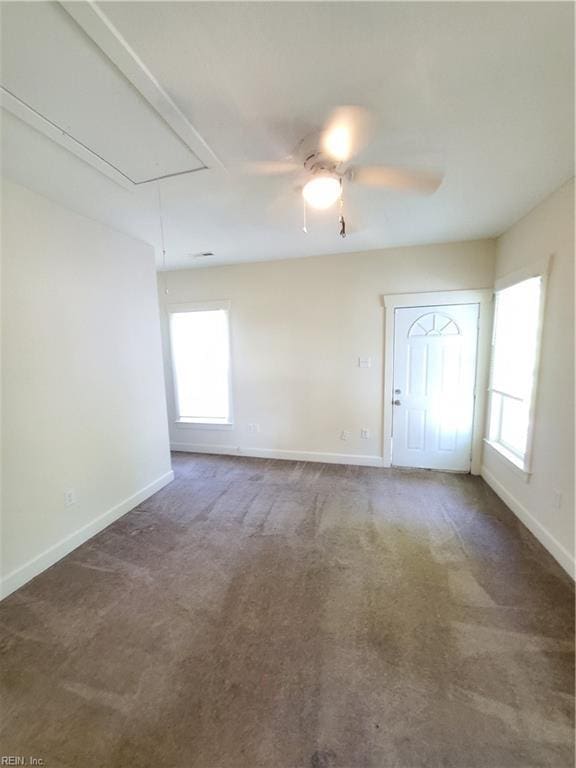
(358, 357), (372, 368)
(340, 430), (350, 441)
(64, 488), (77, 507)
(247, 423), (260, 433)
(360, 428), (370, 439)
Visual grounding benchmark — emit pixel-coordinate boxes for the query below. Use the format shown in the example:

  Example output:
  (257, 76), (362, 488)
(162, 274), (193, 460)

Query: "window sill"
(174, 418), (234, 431)
(483, 439), (531, 481)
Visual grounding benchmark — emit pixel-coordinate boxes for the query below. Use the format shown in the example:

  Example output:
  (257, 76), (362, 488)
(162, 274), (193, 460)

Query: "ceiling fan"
(240, 107), (443, 237)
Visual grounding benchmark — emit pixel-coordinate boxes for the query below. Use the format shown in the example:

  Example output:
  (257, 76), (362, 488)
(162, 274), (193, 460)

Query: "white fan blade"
(350, 165), (443, 194)
(321, 106), (373, 163)
(235, 161), (300, 176)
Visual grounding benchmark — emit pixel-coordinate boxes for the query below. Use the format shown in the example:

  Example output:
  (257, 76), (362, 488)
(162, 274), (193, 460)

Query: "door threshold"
(391, 465), (471, 474)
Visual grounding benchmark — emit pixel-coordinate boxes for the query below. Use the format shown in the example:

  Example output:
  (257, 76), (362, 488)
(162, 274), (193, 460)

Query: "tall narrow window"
(487, 273), (545, 471)
(169, 303), (232, 424)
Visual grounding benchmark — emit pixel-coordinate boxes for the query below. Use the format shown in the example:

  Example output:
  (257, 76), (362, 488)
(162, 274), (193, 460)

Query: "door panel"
(407, 409), (426, 450)
(392, 304), (479, 471)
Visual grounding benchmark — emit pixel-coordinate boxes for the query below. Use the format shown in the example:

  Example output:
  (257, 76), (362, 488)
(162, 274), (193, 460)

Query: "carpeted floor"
(1, 453), (574, 768)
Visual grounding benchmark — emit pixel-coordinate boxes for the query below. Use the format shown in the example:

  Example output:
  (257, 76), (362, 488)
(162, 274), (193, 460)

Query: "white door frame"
(381, 289), (493, 474)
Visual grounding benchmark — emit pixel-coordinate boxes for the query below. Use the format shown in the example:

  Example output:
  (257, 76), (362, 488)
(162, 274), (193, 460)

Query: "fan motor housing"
(303, 151), (339, 175)
(296, 131), (341, 176)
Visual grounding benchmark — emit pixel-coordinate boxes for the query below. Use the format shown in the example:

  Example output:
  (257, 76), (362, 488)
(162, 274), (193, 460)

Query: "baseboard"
(0, 470), (175, 601)
(481, 466), (575, 579)
(171, 442), (385, 468)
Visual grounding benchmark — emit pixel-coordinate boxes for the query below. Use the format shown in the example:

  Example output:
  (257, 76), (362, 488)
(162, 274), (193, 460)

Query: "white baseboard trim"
(0, 470), (175, 601)
(171, 442), (385, 468)
(481, 466), (575, 579)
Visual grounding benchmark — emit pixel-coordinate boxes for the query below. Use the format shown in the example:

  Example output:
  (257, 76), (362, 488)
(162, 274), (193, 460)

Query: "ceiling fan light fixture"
(302, 175), (341, 210)
(322, 124), (351, 162)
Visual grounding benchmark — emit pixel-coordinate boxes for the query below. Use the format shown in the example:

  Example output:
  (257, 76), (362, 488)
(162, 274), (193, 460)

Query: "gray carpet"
(1, 453), (574, 767)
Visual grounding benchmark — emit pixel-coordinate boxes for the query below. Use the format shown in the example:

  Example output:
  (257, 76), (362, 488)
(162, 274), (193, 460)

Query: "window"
(169, 302), (232, 425)
(486, 269), (547, 472)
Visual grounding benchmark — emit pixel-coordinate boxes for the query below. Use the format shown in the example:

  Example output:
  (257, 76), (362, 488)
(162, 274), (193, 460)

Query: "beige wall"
(482, 179), (575, 575)
(159, 239), (496, 463)
(1, 179), (172, 597)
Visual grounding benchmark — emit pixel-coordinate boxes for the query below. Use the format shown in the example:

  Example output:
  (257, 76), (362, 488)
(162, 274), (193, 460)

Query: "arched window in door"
(408, 312), (461, 337)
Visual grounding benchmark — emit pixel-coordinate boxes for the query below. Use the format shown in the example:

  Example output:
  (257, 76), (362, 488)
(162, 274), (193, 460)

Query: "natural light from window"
(170, 308), (231, 424)
(488, 276), (542, 469)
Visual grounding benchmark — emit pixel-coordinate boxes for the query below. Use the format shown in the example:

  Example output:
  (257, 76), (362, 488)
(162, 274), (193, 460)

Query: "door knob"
(393, 399), (401, 406)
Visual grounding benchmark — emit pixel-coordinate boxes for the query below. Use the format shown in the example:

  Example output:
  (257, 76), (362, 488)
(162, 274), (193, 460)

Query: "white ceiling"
(1, 1), (574, 270)
(2, 2), (206, 184)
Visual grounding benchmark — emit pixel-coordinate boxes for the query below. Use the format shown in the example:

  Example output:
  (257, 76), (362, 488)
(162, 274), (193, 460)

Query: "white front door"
(391, 303), (479, 471)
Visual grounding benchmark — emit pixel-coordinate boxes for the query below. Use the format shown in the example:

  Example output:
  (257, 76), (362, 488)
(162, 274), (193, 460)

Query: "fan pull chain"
(339, 178), (346, 238)
(157, 181), (169, 294)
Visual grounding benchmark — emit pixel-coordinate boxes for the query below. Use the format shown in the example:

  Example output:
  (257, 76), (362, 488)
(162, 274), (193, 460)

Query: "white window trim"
(167, 300), (234, 428)
(485, 255), (551, 477)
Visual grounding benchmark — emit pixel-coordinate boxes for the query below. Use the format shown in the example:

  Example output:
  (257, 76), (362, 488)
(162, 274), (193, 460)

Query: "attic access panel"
(0, 2), (205, 185)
